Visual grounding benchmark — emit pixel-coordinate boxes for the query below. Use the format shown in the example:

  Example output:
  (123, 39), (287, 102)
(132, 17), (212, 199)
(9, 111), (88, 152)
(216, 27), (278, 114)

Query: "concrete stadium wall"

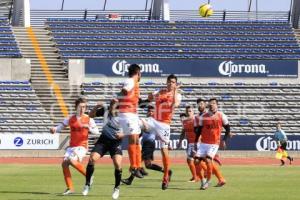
(0, 59), (31, 81)
(68, 59), (85, 86)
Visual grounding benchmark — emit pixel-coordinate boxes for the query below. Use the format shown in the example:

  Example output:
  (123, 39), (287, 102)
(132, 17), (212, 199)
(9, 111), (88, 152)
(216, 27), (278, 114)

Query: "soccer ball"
(199, 3), (213, 17)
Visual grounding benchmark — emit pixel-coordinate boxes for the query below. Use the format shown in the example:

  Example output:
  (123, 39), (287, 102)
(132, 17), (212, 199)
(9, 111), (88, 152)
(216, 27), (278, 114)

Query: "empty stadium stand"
(0, 81), (54, 133)
(82, 81), (300, 136)
(45, 19), (300, 60)
(0, 18), (21, 58)
(13, 27), (80, 126)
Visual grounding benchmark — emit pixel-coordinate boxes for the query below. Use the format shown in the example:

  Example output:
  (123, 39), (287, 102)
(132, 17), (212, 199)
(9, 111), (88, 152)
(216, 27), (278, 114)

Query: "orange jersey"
(119, 78), (140, 113)
(154, 89), (180, 124)
(182, 116), (198, 144)
(69, 114), (90, 148)
(200, 111), (226, 145)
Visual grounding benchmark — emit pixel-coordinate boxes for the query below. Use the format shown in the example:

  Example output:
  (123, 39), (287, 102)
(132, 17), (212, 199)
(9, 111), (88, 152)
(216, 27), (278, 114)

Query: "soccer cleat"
(290, 157), (294, 165)
(112, 187), (120, 200)
(121, 178), (133, 185)
(168, 170), (173, 182)
(82, 185), (90, 196)
(188, 177), (199, 182)
(200, 181), (209, 190)
(130, 168), (144, 178)
(82, 175), (94, 196)
(62, 188), (74, 195)
(161, 177), (169, 190)
(215, 181), (226, 187)
(139, 167), (149, 176)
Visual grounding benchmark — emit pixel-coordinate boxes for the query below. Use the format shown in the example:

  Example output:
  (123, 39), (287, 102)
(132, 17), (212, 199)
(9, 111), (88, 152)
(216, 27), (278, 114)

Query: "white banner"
(0, 134), (59, 149)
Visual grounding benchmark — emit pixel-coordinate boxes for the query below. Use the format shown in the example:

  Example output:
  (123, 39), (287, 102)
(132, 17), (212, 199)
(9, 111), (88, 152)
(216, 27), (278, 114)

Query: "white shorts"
(119, 113), (141, 135)
(64, 146), (87, 162)
(146, 117), (170, 148)
(186, 143), (195, 160)
(196, 143), (219, 159)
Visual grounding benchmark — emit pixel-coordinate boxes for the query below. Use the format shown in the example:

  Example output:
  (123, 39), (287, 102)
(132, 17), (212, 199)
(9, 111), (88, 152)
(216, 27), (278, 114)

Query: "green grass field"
(0, 164), (298, 200)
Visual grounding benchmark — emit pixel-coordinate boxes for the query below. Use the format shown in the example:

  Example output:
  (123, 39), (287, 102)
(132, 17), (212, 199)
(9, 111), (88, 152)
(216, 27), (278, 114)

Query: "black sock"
(115, 169), (122, 188)
(128, 174), (135, 182)
(86, 164), (94, 186)
(147, 164), (164, 172)
(287, 156), (292, 161)
(280, 160), (285, 165)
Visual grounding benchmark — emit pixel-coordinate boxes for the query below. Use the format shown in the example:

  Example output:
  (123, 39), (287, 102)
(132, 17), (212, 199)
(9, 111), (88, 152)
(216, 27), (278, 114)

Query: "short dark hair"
(180, 113), (187, 118)
(75, 96), (87, 108)
(196, 98), (205, 104)
(147, 105), (155, 111)
(185, 105), (192, 110)
(128, 64), (141, 77)
(167, 74), (177, 82)
(209, 97), (218, 104)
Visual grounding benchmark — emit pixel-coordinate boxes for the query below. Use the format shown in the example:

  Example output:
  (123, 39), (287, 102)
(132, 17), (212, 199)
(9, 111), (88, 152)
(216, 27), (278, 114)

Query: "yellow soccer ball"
(199, 3), (213, 17)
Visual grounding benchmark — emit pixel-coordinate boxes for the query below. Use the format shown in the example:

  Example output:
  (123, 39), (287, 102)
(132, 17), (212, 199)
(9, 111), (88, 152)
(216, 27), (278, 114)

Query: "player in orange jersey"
(50, 96), (99, 195)
(178, 105), (199, 182)
(196, 98), (222, 166)
(195, 98), (232, 190)
(117, 64), (143, 178)
(147, 74), (182, 190)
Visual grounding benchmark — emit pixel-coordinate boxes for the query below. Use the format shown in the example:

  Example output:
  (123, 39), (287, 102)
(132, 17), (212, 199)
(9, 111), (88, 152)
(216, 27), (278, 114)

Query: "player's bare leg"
(62, 160), (74, 195)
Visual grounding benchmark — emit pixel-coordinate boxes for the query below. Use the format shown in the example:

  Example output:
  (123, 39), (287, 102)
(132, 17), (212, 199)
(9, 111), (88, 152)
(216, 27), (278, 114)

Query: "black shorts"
(92, 135), (122, 158)
(280, 141), (287, 150)
(142, 141), (155, 161)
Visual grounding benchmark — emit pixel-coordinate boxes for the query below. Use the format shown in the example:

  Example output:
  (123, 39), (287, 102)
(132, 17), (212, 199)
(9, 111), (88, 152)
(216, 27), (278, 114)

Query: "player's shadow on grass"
(121, 195), (154, 198)
(166, 187), (199, 191)
(142, 178), (184, 183)
(0, 191), (50, 195)
(56, 194), (101, 197)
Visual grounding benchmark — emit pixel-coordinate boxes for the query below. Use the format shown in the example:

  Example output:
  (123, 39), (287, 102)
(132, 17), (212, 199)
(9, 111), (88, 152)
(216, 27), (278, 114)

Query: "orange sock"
(196, 162), (201, 178)
(206, 161), (213, 181)
(212, 163), (225, 182)
(187, 160), (197, 179)
(72, 162), (86, 176)
(128, 144), (137, 169)
(136, 144), (142, 168)
(162, 155), (170, 179)
(195, 161), (203, 179)
(63, 166), (73, 190)
(200, 161), (208, 178)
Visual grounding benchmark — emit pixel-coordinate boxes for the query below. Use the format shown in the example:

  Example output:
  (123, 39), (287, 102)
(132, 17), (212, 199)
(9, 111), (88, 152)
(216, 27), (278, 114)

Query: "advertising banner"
(121, 134), (300, 151)
(85, 59), (298, 78)
(0, 134), (60, 149)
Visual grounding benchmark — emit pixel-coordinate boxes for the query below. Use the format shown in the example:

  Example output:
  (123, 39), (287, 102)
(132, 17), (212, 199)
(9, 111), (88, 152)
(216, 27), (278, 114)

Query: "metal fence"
(30, 9), (290, 26)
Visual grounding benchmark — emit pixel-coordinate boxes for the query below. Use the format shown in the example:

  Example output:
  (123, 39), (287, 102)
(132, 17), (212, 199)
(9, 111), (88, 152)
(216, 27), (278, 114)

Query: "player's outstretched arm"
(50, 116), (70, 134)
(50, 121), (68, 134)
(87, 118), (99, 135)
(89, 102), (104, 118)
